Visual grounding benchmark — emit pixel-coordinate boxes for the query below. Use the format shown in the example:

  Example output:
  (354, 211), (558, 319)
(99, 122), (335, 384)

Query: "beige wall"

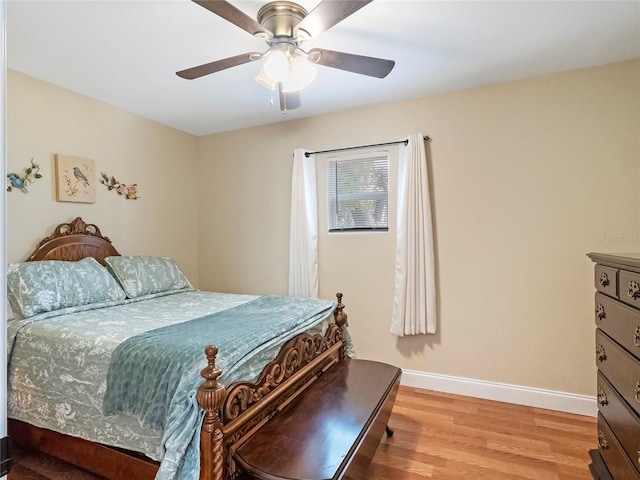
(197, 60), (640, 396)
(6, 70), (201, 283)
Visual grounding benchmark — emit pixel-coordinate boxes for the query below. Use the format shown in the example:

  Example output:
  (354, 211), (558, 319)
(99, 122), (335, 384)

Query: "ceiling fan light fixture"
(282, 55), (317, 92)
(263, 48), (291, 82)
(257, 45), (317, 93)
(255, 65), (276, 90)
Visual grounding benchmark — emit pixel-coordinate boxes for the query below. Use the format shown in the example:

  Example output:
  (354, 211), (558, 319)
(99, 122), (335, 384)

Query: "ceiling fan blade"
(192, 0), (272, 39)
(176, 53), (257, 79)
(278, 83), (301, 112)
(309, 48), (395, 78)
(294, 0), (372, 38)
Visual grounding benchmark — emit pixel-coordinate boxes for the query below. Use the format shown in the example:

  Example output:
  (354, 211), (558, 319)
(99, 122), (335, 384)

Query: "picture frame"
(55, 154), (96, 203)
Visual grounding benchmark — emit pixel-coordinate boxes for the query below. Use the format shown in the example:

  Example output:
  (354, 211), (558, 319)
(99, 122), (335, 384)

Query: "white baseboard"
(400, 369), (597, 417)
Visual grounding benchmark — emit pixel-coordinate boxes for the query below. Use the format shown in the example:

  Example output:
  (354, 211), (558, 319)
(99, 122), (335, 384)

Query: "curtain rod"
(304, 135), (431, 157)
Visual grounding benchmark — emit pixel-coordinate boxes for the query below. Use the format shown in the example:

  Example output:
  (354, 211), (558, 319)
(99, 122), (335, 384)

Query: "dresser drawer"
(597, 414), (640, 480)
(596, 265), (619, 297)
(619, 270), (640, 309)
(596, 329), (640, 417)
(597, 372), (640, 475)
(596, 292), (640, 362)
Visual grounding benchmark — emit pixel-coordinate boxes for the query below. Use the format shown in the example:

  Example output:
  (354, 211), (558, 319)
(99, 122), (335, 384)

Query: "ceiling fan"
(176, 0), (395, 112)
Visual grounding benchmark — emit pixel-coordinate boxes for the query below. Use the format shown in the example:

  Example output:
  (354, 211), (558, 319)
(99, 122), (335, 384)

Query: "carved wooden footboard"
(198, 294), (349, 480)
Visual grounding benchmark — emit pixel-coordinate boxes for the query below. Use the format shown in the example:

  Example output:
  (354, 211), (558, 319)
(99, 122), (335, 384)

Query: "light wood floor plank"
(366, 386), (595, 480)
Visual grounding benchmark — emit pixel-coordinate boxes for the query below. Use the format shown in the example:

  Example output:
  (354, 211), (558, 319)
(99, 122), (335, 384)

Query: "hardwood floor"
(368, 386), (596, 480)
(8, 386), (597, 480)
(8, 444), (106, 480)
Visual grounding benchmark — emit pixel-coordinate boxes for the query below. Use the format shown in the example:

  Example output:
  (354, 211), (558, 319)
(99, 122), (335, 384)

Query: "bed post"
(334, 292), (348, 360)
(197, 345), (226, 480)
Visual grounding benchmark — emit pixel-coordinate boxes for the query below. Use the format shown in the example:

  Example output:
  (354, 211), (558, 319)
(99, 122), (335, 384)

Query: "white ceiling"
(6, 0), (640, 137)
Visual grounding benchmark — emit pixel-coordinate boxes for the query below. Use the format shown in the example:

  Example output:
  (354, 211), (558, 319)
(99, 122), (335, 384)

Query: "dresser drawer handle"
(635, 381), (640, 403)
(634, 326), (640, 347)
(597, 388), (608, 406)
(596, 344), (607, 362)
(599, 273), (610, 287)
(597, 430), (609, 450)
(595, 304), (606, 321)
(628, 280), (640, 299)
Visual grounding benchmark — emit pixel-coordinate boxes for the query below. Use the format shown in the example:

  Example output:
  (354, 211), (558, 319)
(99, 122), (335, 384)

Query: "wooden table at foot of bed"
(232, 358), (401, 480)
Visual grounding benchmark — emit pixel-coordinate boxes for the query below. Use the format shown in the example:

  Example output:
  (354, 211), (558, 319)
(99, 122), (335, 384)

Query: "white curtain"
(391, 132), (437, 335)
(288, 148), (318, 298)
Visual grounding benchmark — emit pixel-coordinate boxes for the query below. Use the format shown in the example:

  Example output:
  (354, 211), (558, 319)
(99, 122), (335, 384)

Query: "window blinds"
(328, 152), (389, 232)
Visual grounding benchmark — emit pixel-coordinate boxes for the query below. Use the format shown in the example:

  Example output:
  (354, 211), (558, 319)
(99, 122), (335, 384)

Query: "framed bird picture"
(55, 154), (96, 203)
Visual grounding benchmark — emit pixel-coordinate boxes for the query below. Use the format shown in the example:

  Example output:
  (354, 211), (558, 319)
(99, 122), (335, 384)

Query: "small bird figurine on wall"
(7, 173), (28, 193)
(7, 159), (42, 193)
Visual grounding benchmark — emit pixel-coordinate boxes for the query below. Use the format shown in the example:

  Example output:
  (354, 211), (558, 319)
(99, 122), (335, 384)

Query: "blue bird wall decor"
(7, 173), (28, 193)
(7, 159), (42, 193)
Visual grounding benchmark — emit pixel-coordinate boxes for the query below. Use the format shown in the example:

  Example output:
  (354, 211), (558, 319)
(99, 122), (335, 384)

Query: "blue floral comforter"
(7, 290), (336, 479)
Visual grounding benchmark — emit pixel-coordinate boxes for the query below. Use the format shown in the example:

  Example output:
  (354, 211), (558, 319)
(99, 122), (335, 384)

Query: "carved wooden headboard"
(26, 217), (120, 265)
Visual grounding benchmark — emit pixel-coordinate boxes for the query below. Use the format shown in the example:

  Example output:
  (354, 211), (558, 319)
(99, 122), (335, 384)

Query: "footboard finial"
(197, 345), (226, 480)
(334, 292), (347, 329)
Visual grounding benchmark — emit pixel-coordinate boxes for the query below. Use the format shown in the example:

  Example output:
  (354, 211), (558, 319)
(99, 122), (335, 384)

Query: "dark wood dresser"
(588, 253), (640, 480)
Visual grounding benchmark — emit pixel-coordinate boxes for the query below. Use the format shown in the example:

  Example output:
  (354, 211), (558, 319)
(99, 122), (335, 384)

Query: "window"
(327, 152), (389, 232)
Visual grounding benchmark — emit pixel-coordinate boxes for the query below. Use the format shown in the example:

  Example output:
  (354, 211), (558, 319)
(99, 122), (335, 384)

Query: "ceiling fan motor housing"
(257, 1), (309, 40)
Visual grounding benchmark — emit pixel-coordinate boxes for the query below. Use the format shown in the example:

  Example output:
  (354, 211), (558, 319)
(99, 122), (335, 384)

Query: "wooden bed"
(8, 217), (353, 480)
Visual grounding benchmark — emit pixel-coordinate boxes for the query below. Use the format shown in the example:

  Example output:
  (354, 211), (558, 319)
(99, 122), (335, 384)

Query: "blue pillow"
(105, 256), (192, 299)
(7, 257), (126, 318)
